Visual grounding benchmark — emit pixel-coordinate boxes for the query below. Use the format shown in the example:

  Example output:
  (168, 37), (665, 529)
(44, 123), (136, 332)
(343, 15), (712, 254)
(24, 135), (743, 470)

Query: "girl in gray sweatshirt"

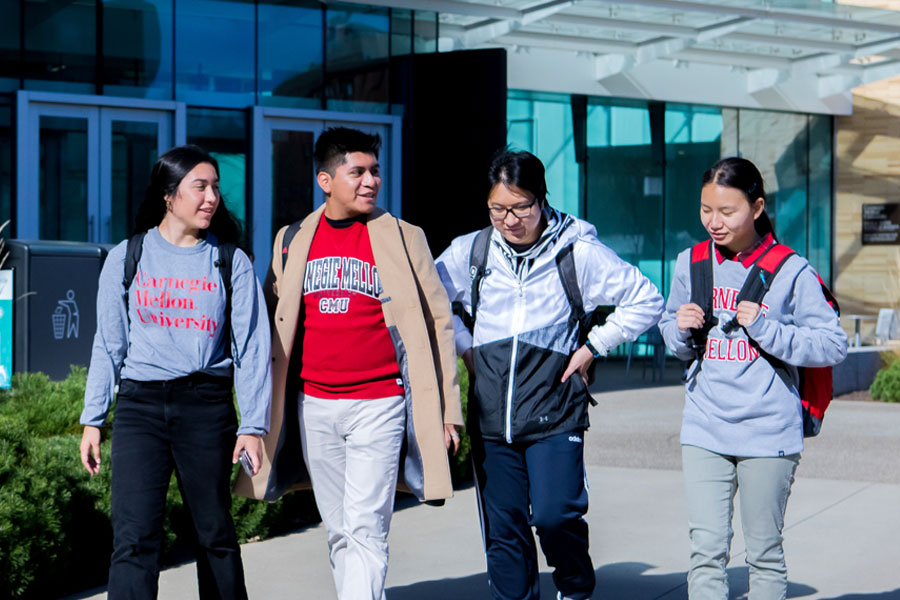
(78, 146), (271, 600)
(659, 157), (847, 599)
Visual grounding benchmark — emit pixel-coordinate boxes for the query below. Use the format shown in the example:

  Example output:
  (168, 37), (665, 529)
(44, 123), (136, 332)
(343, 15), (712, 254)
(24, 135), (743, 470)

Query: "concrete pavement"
(69, 380), (900, 599)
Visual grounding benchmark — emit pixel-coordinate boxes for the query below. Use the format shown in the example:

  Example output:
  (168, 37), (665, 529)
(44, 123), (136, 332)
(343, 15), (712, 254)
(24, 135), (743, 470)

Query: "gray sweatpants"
(682, 444), (800, 600)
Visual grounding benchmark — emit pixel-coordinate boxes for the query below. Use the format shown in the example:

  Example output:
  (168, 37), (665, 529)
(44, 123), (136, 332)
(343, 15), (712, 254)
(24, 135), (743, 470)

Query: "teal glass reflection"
(808, 115), (833, 283)
(325, 3), (389, 113)
(413, 11), (438, 54)
(664, 105), (723, 290)
(391, 8), (412, 57)
(584, 99), (663, 291)
(507, 91), (579, 217)
(259, 0), (323, 108)
(187, 108), (248, 238)
(176, 0), (254, 108)
(0, 3), (18, 91)
(24, 0), (96, 92)
(103, 0), (174, 99)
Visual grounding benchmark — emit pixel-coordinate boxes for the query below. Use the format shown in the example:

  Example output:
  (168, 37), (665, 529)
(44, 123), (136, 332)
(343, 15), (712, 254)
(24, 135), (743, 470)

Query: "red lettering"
(728, 289), (739, 311)
(737, 340), (747, 361)
(706, 338), (717, 360)
(749, 345), (760, 361)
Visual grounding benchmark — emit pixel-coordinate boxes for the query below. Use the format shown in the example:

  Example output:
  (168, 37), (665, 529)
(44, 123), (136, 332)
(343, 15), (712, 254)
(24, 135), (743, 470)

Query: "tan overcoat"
(234, 205), (463, 502)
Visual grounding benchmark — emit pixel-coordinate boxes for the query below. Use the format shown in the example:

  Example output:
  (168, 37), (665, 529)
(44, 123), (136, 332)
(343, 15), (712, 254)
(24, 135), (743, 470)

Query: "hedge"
(870, 357), (900, 403)
(0, 362), (472, 598)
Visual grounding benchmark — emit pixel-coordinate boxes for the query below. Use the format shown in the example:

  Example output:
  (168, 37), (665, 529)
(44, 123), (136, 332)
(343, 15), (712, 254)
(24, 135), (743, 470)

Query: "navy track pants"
(473, 430), (595, 600)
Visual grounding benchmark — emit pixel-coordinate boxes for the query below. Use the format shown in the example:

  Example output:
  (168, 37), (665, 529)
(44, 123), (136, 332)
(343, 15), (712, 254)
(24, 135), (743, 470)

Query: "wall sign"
(862, 203), (900, 245)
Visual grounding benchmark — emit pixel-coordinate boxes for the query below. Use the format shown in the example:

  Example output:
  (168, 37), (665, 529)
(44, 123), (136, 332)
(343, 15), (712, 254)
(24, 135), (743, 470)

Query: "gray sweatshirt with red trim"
(659, 244), (847, 457)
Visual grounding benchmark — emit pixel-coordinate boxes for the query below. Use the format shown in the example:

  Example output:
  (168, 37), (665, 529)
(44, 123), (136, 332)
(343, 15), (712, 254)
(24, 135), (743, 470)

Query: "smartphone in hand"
(238, 449), (255, 477)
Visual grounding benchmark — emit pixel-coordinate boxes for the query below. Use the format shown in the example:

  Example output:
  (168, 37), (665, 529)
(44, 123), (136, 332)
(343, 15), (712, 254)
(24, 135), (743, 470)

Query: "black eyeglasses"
(488, 198), (538, 220)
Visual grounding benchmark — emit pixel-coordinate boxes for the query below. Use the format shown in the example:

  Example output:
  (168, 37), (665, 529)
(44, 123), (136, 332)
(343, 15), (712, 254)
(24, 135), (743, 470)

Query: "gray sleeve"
(81, 243), (129, 427)
(230, 250), (272, 436)
(744, 261), (848, 368)
(659, 250), (696, 361)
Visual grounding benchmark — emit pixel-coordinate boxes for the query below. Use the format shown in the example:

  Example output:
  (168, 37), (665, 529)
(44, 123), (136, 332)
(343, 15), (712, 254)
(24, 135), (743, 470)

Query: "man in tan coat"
(235, 127), (462, 600)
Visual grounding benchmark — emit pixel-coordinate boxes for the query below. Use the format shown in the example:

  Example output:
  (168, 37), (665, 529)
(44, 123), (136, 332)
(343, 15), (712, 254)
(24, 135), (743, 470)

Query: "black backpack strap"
(215, 242), (238, 366)
(687, 240), (717, 353)
(455, 226), (493, 330)
(122, 232), (147, 314)
(281, 221), (302, 273)
(555, 244), (586, 324)
(722, 243), (795, 335)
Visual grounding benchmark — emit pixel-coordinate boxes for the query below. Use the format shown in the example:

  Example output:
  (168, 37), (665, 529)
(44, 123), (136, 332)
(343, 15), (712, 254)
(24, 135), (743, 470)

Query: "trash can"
(4, 240), (111, 380)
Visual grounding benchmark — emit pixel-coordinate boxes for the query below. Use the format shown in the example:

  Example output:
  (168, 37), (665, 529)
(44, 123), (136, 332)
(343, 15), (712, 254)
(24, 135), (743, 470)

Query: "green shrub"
(0, 360), (475, 597)
(871, 359), (900, 402)
(0, 367), (322, 598)
(451, 358), (473, 482)
(0, 426), (113, 598)
(0, 367), (89, 437)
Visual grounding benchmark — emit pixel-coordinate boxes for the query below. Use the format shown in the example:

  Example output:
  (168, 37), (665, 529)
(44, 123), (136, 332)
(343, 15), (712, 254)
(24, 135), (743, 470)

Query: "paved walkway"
(70, 383), (900, 599)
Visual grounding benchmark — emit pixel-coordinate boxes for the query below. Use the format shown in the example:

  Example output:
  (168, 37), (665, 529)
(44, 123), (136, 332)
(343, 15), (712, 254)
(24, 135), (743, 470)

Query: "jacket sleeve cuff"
(587, 322), (628, 355)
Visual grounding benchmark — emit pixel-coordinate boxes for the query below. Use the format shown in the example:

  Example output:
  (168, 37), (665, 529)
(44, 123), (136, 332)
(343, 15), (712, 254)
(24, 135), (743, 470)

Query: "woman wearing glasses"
(436, 149), (664, 600)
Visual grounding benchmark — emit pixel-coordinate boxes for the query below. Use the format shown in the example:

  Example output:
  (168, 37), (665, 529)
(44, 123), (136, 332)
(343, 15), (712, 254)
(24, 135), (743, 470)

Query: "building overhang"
(334, 0), (900, 115)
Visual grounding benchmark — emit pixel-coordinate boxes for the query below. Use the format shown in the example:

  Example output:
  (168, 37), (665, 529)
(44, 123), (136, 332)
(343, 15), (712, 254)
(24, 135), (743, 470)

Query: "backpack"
(454, 225), (610, 393)
(123, 231), (239, 365)
(281, 221), (302, 272)
(688, 239), (839, 437)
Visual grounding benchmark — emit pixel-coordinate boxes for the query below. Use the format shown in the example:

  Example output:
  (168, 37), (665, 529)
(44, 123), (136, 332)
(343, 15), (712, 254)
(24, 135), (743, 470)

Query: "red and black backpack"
(688, 239), (839, 438)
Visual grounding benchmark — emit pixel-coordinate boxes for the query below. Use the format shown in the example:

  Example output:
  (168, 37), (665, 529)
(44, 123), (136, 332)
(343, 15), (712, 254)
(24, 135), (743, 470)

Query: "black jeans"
(473, 430), (595, 600)
(108, 375), (247, 600)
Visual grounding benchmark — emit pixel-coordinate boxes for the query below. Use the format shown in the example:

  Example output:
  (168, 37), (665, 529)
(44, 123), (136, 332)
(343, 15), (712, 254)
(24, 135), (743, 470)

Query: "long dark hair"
(134, 144), (242, 245)
(488, 148), (548, 207)
(701, 157), (775, 238)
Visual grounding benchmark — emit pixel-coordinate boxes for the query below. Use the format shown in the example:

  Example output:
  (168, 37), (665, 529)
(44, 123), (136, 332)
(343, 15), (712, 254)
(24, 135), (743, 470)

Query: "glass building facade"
(508, 90), (834, 294)
(0, 0), (438, 247)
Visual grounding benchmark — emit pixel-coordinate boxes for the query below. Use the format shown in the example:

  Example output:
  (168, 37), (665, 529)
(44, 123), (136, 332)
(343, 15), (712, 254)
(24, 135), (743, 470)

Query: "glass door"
(37, 109), (97, 241)
(16, 91), (185, 243)
(250, 106), (400, 281)
(101, 108), (173, 242)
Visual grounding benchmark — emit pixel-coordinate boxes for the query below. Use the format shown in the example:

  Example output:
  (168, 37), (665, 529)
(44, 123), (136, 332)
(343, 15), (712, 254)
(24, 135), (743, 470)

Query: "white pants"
(299, 393), (406, 600)
(682, 445), (800, 600)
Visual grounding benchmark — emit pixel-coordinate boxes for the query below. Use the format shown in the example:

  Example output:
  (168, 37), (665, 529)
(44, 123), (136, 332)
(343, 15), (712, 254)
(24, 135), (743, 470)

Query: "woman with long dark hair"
(659, 157), (846, 598)
(79, 145), (271, 599)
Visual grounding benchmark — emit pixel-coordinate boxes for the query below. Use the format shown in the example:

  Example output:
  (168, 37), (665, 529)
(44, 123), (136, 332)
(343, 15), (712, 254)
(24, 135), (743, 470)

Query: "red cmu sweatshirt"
(300, 214), (403, 399)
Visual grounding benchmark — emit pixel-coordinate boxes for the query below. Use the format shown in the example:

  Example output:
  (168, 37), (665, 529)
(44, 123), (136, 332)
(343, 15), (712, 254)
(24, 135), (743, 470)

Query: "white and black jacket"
(436, 208), (664, 443)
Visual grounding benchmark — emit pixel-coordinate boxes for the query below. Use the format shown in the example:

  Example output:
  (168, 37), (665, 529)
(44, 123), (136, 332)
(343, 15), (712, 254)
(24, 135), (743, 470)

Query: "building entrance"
(249, 106), (400, 281)
(15, 91), (186, 244)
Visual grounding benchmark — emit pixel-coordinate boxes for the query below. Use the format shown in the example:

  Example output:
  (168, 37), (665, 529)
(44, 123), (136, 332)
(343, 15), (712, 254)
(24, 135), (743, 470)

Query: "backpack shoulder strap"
(687, 240), (716, 354)
(281, 221), (302, 273)
(123, 232), (146, 292)
(554, 243), (585, 323)
(468, 226), (493, 325)
(734, 243), (796, 306)
(122, 232), (147, 312)
(215, 242), (238, 365)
